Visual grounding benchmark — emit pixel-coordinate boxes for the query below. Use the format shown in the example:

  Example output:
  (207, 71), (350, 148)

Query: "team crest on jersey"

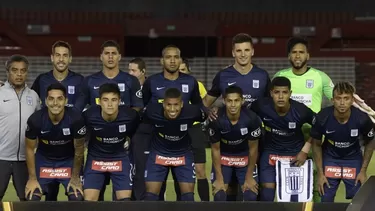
(68, 86), (75, 94)
(252, 80), (259, 88)
(63, 128), (71, 136)
(26, 96), (33, 106)
(182, 84), (189, 93)
(240, 128), (248, 135)
(306, 80), (314, 88)
(289, 122), (296, 129)
(351, 129), (358, 137)
(119, 124), (126, 133)
(180, 124), (187, 131)
(285, 167), (304, 194)
(118, 83), (125, 92)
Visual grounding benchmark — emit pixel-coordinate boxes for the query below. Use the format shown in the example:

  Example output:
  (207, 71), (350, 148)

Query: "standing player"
(204, 33), (270, 108)
(32, 41), (84, 108)
(273, 37), (334, 202)
(208, 86), (261, 201)
(74, 40), (143, 200)
(25, 83), (86, 201)
(133, 45), (203, 201)
(143, 88), (207, 201)
(31, 40), (84, 201)
(178, 58), (209, 201)
(311, 82), (375, 202)
(83, 83), (140, 201)
(249, 77), (315, 201)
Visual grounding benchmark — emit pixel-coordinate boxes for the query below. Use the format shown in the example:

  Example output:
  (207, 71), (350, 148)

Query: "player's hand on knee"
(291, 151), (308, 167)
(208, 107), (219, 121)
(355, 171), (367, 186)
(318, 174), (330, 196)
(67, 177), (84, 197)
(212, 179), (226, 194)
(25, 179), (43, 200)
(242, 177), (258, 195)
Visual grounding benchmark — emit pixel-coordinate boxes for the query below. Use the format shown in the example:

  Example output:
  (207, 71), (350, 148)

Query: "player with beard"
(31, 41), (84, 201)
(273, 37), (334, 202)
(311, 82), (375, 202)
(134, 45), (203, 201)
(74, 40), (143, 201)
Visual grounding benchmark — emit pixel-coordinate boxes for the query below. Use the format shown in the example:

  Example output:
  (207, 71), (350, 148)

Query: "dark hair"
(333, 81), (355, 97)
(99, 83), (121, 98)
(52, 41), (72, 56)
(270, 77), (291, 90)
(232, 33), (254, 47)
(287, 37), (309, 54)
(164, 88), (182, 99)
(46, 83), (67, 97)
(181, 58), (190, 72)
(162, 45), (180, 57)
(223, 85), (243, 99)
(129, 58), (146, 72)
(101, 40), (121, 53)
(5, 54), (29, 71)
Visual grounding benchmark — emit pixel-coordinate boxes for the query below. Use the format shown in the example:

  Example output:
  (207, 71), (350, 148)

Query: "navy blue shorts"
(35, 153), (79, 194)
(210, 155), (258, 185)
(144, 151), (195, 183)
(259, 151), (297, 183)
(83, 154), (133, 192)
(322, 158), (362, 201)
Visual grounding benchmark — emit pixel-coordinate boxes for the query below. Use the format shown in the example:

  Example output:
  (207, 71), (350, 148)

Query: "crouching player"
(208, 86), (261, 201)
(311, 82), (375, 202)
(25, 83), (85, 201)
(249, 77), (316, 201)
(83, 83), (140, 201)
(143, 88), (207, 201)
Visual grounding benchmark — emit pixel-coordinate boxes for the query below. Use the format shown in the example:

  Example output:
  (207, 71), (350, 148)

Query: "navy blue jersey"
(208, 107), (262, 156)
(31, 70), (84, 108)
(84, 105), (140, 158)
(310, 106), (374, 160)
(25, 107), (86, 160)
(144, 103), (206, 156)
(250, 98), (315, 154)
(75, 71), (143, 111)
(142, 72), (202, 106)
(208, 65), (270, 104)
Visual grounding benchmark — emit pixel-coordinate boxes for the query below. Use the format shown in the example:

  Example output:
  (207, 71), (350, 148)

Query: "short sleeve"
(72, 115), (86, 139)
(361, 115), (375, 141)
(246, 115), (262, 141)
(207, 121), (221, 143)
(25, 115), (40, 140)
(207, 71), (221, 98)
(310, 114), (324, 140)
(130, 76), (144, 108)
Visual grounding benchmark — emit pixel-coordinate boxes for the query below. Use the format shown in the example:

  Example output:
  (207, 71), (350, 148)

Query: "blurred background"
(0, 0), (374, 106)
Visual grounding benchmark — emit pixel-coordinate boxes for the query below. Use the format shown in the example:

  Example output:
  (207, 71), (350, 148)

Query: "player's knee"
(181, 192), (194, 201)
(68, 193), (84, 201)
(213, 190), (227, 201)
(144, 192), (159, 201)
(260, 188), (275, 201)
(116, 197), (131, 201)
(28, 194), (42, 201)
(243, 190), (257, 201)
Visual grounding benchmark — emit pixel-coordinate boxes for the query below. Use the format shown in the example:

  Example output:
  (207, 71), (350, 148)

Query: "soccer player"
(143, 88), (207, 201)
(208, 86), (261, 201)
(74, 40), (143, 112)
(178, 58), (209, 201)
(311, 82), (375, 202)
(25, 83), (86, 201)
(32, 41), (84, 108)
(249, 77), (315, 201)
(0, 55), (40, 201)
(133, 45), (203, 201)
(31, 41), (84, 201)
(273, 37), (334, 202)
(204, 33), (270, 108)
(75, 40), (143, 200)
(82, 83), (140, 201)
(128, 57), (147, 87)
